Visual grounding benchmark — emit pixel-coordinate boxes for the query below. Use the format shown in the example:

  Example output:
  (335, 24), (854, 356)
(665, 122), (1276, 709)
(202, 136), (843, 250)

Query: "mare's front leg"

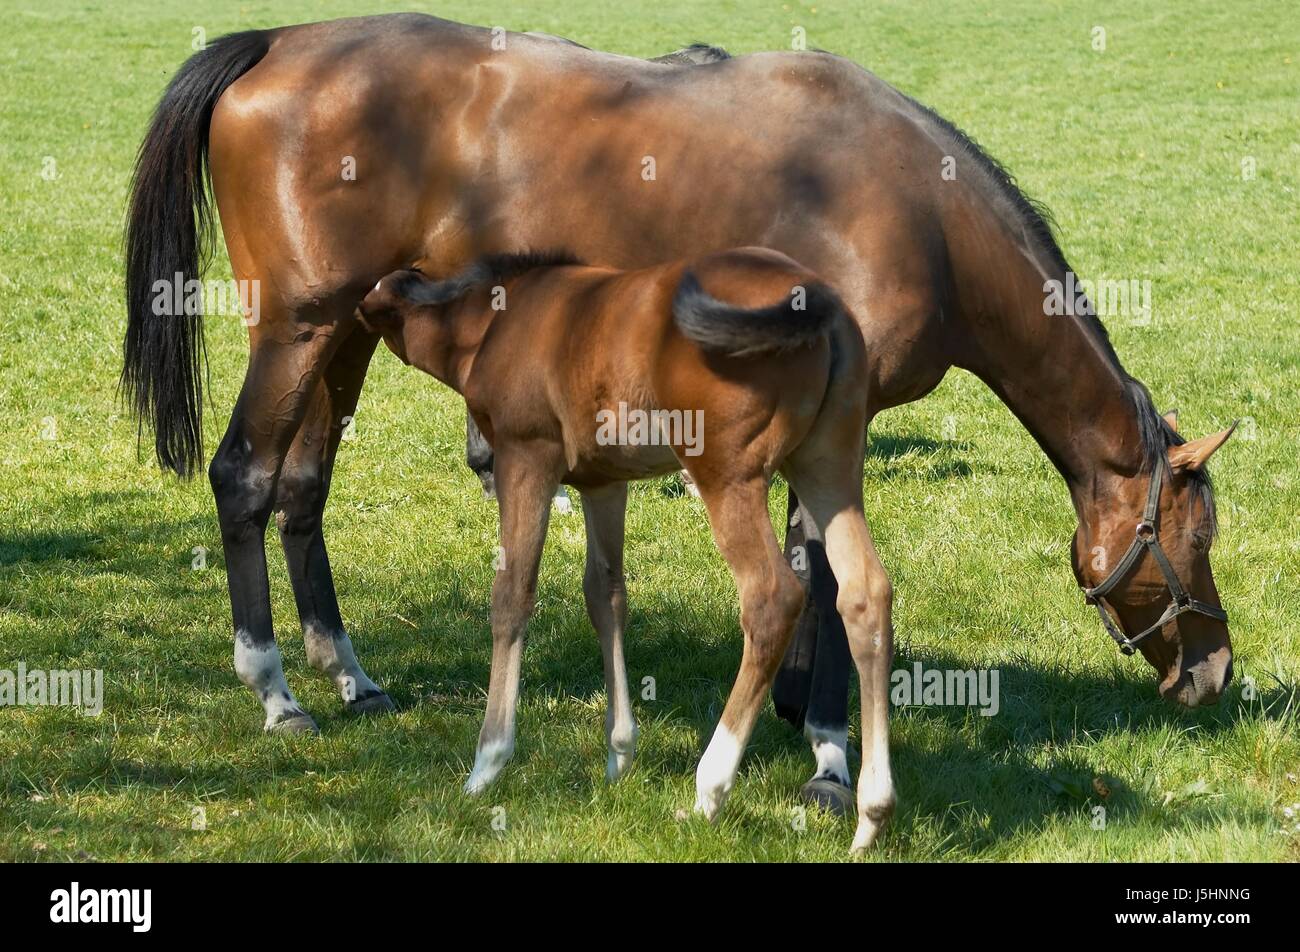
(579, 483), (637, 782)
(773, 490), (854, 815)
(464, 443), (563, 794)
(466, 412), (496, 497)
(689, 475), (806, 820)
(275, 328), (393, 714)
(467, 414), (575, 513)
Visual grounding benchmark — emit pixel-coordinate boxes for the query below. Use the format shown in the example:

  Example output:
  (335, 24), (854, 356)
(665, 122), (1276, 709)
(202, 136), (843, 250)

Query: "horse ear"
(1167, 422), (1237, 472)
(1162, 408), (1179, 432)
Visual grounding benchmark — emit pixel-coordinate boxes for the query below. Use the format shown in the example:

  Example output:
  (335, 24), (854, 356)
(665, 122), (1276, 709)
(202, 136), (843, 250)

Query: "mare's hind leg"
(464, 443), (563, 794)
(275, 328), (393, 714)
(579, 482), (637, 782)
(211, 319), (347, 734)
(689, 476), (805, 820)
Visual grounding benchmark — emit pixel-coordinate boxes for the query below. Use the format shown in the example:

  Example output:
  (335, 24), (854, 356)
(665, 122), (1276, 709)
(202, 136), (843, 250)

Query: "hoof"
(267, 712), (319, 735)
(692, 791), (726, 824)
(606, 748), (635, 784)
(346, 691), (396, 716)
(800, 777), (854, 818)
(850, 816), (887, 854)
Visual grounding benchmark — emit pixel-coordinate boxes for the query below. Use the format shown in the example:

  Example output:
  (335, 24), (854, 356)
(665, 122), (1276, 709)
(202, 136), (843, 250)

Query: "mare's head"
(1071, 398), (1237, 708)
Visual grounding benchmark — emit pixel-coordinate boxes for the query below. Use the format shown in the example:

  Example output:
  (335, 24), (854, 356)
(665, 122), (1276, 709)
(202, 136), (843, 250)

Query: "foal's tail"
(672, 270), (844, 358)
(121, 30), (272, 478)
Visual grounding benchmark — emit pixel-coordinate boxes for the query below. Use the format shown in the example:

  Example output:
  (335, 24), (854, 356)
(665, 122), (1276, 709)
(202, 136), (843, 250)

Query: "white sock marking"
(303, 623), (382, 702)
(694, 723), (743, 821)
(805, 720), (851, 786)
(233, 631), (305, 730)
(465, 736), (514, 795)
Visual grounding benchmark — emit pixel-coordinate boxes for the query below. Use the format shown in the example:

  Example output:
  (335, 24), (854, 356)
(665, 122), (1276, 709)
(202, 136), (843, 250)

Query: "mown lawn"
(0, 0), (1296, 861)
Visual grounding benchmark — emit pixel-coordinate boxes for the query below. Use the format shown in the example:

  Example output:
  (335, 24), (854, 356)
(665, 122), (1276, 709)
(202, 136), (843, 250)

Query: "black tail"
(672, 271), (843, 358)
(121, 30), (272, 478)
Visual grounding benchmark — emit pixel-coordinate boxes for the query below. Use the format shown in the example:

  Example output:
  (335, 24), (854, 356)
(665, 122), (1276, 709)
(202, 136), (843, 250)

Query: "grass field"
(1, 0), (1297, 862)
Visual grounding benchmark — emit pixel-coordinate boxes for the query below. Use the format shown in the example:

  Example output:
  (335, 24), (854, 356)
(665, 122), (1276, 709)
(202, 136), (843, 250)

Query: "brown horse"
(357, 247), (891, 848)
(122, 14), (1235, 816)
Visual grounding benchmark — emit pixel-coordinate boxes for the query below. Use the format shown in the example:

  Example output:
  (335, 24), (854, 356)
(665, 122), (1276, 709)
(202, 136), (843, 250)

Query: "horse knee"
(274, 462), (325, 538)
(583, 556), (624, 601)
(209, 445), (276, 542)
(492, 578), (537, 632)
(837, 575), (893, 653)
(740, 568), (805, 670)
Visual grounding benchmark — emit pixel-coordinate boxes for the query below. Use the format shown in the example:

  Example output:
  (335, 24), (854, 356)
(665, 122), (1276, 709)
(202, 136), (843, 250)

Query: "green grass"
(1, 0), (1298, 862)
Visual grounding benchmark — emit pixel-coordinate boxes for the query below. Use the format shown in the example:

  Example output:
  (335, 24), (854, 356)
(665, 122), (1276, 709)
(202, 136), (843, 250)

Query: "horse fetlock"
(805, 721), (852, 786)
(693, 782), (732, 823)
(234, 631), (314, 732)
(853, 783), (896, 851)
(694, 723), (742, 821)
(605, 722), (638, 782)
(304, 624), (384, 703)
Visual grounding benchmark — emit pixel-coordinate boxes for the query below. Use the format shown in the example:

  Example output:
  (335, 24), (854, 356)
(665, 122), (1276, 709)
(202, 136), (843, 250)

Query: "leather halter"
(1083, 455), (1228, 655)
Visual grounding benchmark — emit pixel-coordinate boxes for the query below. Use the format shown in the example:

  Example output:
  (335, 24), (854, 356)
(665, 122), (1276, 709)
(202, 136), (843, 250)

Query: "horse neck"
(949, 226), (1147, 516)
(428, 298), (494, 395)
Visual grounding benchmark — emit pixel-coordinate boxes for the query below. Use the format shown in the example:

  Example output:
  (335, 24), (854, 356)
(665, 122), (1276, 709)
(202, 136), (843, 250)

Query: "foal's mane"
(406, 249), (585, 306)
(906, 95), (1216, 534)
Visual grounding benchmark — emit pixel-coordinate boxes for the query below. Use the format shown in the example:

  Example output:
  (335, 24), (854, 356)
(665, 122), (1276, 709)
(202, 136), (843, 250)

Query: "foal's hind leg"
(580, 483), (637, 782)
(690, 476), (805, 820)
(275, 329), (393, 714)
(464, 444), (563, 794)
(783, 462), (896, 852)
(212, 328), (346, 733)
(774, 491), (854, 814)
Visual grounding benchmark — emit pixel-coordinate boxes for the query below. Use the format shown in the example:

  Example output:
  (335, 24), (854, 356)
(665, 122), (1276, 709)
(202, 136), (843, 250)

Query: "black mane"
(906, 97), (1129, 364)
(405, 249), (585, 307)
(650, 43), (731, 66)
(908, 96), (1216, 534)
(1128, 379), (1217, 537)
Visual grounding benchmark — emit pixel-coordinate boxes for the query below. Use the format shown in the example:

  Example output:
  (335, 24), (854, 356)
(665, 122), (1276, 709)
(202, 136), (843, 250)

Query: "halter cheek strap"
(1083, 455), (1228, 655)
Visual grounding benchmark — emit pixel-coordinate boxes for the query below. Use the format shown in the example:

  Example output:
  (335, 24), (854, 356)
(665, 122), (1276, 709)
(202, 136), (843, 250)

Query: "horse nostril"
(1222, 657), (1234, 692)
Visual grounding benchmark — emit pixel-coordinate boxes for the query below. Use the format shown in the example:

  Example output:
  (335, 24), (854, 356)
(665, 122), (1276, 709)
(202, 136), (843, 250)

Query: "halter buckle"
(1135, 521), (1155, 541)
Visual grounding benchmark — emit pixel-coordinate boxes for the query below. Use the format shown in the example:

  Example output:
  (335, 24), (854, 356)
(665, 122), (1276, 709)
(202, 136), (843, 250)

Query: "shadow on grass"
(0, 490), (209, 572)
(5, 490), (1288, 858)
(867, 431), (976, 480)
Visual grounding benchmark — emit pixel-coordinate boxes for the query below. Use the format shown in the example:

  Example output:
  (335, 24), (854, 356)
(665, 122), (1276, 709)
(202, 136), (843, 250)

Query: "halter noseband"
(1083, 455), (1228, 655)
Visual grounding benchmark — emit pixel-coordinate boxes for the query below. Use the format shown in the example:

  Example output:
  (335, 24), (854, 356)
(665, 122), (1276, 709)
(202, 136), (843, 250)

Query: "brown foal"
(359, 247), (895, 851)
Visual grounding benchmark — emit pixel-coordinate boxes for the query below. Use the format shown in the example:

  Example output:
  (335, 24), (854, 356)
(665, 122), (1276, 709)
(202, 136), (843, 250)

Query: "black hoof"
(346, 690), (396, 715)
(800, 777), (854, 818)
(267, 712), (320, 735)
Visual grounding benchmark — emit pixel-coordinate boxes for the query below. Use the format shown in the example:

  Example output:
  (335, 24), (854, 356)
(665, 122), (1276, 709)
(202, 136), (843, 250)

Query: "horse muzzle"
(1161, 649), (1233, 708)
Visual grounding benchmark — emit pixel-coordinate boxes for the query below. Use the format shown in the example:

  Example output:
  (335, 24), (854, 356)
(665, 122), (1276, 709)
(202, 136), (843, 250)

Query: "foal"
(359, 247), (896, 851)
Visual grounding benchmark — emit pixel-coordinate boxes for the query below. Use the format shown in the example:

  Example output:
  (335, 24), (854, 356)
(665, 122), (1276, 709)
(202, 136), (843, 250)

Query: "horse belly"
(565, 414), (684, 488)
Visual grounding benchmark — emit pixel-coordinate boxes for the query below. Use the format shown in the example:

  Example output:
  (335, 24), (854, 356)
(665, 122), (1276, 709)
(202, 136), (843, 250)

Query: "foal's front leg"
(464, 445), (562, 795)
(579, 483), (638, 782)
